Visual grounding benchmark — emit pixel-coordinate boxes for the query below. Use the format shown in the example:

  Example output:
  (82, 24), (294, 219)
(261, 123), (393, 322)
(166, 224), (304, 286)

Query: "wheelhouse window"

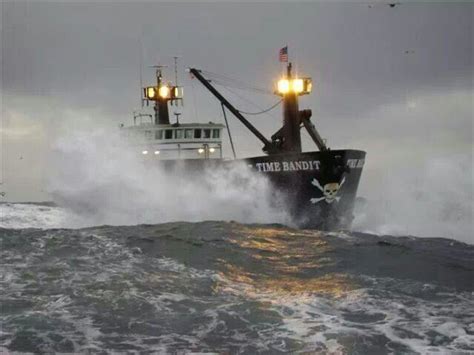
(203, 129), (211, 139)
(175, 129), (183, 139)
(155, 130), (163, 140)
(212, 129), (220, 139)
(194, 129), (201, 139)
(185, 129), (193, 139)
(165, 130), (173, 139)
(145, 130), (152, 139)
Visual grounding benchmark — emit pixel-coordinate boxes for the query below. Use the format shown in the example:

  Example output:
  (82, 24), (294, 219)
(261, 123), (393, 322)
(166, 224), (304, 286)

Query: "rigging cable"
(209, 78), (272, 95)
(190, 79), (199, 123)
(198, 70), (281, 116)
(215, 84), (280, 159)
(200, 70), (274, 96)
(221, 103), (237, 159)
(237, 99), (282, 115)
(216, 83), (282, 117)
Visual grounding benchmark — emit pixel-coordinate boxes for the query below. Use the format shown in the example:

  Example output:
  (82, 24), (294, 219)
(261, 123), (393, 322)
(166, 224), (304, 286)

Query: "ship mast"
(281, 63), (302, 153)
(152, 65), (170, 125)
(142, 66), (183, 125)
(189, 59), (328, 155)
(274, 62), (328, 152)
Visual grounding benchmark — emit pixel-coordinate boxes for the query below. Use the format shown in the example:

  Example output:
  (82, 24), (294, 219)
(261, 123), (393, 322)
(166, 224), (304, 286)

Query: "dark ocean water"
(1, 212), (473, 354)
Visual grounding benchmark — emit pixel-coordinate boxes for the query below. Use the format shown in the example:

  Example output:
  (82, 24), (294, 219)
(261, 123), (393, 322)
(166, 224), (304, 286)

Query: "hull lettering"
(255, 160), (321, 172)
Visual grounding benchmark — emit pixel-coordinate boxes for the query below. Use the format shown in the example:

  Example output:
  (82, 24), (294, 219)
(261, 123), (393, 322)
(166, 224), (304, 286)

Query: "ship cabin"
(122, 65), (227, 160)
(122, 121), (225, 160)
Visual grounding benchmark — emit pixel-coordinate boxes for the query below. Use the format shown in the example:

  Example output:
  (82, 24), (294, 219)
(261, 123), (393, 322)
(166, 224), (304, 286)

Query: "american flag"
(279, 46), (288, 62)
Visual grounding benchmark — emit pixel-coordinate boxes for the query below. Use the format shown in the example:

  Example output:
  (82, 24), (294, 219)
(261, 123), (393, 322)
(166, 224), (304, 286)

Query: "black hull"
(245, 149), (366, 229)
(156, 149), (365, 230)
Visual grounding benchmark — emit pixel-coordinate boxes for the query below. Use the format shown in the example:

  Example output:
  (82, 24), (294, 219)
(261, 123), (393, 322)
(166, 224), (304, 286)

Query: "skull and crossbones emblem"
(310, 176), (346, 204)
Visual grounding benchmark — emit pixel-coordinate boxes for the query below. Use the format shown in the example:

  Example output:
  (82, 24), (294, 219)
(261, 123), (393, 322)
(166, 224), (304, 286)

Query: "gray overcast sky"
(0, 1), (472, 202)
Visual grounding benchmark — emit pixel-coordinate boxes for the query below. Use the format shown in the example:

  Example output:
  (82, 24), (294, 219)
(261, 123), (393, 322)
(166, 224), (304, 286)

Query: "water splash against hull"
(46, 129), (289, 228)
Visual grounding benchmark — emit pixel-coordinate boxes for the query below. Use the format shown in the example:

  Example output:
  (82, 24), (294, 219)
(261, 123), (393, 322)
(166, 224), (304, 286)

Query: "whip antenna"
(139, 39), (145, 108)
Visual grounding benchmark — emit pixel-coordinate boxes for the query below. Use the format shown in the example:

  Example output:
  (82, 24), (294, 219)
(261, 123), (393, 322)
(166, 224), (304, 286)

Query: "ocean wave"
(1, 221), (473, 353)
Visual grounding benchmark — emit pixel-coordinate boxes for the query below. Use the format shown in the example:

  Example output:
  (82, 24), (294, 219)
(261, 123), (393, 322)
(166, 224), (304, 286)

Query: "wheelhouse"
(122, 122), (225, 160)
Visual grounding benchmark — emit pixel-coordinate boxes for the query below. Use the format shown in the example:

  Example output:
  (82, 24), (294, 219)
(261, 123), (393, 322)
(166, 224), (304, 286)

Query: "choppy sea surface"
(1, 203), (473, 354)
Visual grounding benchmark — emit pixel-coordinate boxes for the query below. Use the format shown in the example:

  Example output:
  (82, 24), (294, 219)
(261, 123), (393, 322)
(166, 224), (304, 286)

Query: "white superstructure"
(122, 121), (225, 160)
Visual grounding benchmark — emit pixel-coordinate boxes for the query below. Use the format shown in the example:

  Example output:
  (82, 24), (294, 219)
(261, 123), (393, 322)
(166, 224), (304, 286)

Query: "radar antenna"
(139, 39), (144, 108)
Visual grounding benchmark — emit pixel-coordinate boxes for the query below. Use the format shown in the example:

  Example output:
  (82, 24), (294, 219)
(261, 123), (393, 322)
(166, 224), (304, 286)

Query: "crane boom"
(189, 68), (278, 154)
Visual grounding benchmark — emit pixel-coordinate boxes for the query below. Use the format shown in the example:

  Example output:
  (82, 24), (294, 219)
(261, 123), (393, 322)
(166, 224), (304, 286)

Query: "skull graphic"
(310, 177), (345, 204)
(322, 182), (341, 203)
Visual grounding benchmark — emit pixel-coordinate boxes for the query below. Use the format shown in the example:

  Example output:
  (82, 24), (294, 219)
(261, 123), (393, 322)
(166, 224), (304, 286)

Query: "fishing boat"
(121, 57), (366, 230)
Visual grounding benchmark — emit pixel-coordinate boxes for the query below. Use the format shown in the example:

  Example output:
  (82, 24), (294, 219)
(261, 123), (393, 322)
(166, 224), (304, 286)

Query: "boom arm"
(189, 68), (278, 154)
(300, 110), (328, 151)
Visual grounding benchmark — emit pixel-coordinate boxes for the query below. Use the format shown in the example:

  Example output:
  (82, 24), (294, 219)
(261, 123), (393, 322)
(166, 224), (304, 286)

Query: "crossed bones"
(310, 176), (346, 204)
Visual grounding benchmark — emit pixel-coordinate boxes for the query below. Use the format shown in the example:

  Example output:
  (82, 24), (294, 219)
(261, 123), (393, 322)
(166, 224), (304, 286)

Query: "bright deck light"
(209, 147), (216, 153)
(292, 79), (304, 94)
(174, 87), (183, 98)
(277, 79), (290, 94)
(142, 150), (148, 155)
(154, 150), (160, 155)
(159, 85), (170, 99)
(198, 148), (205, 154)
(276, 78), (313, 95)
(146, 87), (156, 99)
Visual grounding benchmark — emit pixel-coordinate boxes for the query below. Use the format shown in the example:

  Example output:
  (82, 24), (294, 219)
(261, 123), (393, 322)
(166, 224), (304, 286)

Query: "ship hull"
(155, 149), (365, 230)
(245, 149), (366, 229)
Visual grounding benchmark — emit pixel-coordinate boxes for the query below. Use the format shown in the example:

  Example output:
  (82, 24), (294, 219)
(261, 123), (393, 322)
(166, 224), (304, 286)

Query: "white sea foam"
(0, 203), (75, 229)
(216, 273), (474, 353)
(43, 127), (289, 229)
(0, 226), (224, 352)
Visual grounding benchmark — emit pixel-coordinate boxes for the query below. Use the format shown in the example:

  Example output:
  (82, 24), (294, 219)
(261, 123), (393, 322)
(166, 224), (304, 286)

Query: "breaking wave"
(46, 128), (288, 228)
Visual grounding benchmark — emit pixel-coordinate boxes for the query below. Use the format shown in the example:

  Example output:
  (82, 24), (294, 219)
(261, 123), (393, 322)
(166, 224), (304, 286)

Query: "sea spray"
(346, 90), (473, 243)
(353, 154), (473, 243)
(47, 127), (290, 227)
